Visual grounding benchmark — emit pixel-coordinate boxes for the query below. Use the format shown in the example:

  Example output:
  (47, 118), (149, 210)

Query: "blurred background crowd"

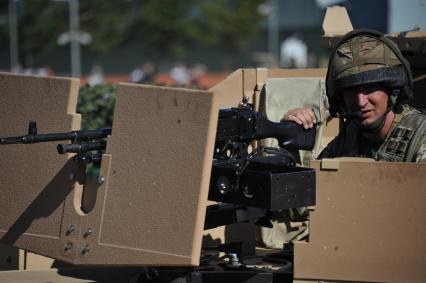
(0, 0), (425, 89)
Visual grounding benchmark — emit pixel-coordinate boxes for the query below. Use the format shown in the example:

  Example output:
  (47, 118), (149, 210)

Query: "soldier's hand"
(281, 108), (317, 129)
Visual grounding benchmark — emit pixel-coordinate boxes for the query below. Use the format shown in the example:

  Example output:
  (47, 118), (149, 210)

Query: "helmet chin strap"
(357, 110), (389, 133)
(342, 110), (387, 133)
(342, 90), (397, 134)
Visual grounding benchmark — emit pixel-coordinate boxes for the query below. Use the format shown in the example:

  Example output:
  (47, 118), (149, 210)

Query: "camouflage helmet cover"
(326, 29), (413, 117)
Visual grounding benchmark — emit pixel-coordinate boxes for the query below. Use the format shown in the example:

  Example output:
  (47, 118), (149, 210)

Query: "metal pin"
(66, 224), (75, 236)
(83, 227), (93, 238)
(219, 183), (228, 195)
(98, 176), (105, 184)
(81, 244), (91, 255)
(64, 243), (73, 252)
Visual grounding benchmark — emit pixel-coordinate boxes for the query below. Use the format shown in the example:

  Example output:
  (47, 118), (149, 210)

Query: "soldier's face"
(343, 85), (389, 126)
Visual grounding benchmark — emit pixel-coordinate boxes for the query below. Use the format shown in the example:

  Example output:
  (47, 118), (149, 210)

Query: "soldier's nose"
(357, 92), (368, 107)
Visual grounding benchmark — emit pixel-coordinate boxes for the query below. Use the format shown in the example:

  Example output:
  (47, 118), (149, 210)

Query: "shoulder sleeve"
(408, 111), (426, 163)
(414, 134), (426, 163)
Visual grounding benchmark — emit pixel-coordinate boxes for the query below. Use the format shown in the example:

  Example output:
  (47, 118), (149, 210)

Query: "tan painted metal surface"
(209, 69), (244, 108)
(74, 84), (219, 265)
(0, 74), (221, 266)
(0, 72), (83, 263)
(294, 159), (426, 283)
(322, 6), (353, 36)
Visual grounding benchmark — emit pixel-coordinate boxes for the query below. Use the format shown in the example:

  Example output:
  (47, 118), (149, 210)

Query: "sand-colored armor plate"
(74, 84), (219, 265)
(0, 72), (82, 262)
(0, 74), (219, 266)
(294, 159), (426, 283)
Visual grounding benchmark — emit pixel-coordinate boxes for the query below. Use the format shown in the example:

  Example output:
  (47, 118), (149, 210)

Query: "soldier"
(282, 29), (426, 163)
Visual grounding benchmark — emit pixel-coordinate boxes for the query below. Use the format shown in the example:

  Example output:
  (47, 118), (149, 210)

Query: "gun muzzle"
(57, 141), (107, 154)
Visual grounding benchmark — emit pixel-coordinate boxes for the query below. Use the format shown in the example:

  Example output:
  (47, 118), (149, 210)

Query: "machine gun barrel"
(1, 122), (111, 165)
(0, 128), (111, 145)
(57, 141), (107, 154)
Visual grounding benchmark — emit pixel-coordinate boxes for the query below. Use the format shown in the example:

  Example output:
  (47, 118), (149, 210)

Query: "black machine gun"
(0, 121), (111, 164)
(1, 104), (317, 232)
(207, 102), (317, 227)
(1, 102), (316, 208)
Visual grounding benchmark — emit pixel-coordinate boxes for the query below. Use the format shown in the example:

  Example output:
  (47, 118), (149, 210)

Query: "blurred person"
(140, 62), (156, 84)
(87, 65), (105, 86)
(130, 65), (144, 83)
(189, 63), (208, 89)
(169, 62), (190, 87)
(282, 29), (426, 162)
(280, 33), (308, 69)
(23, 68), (35, 75)
(130, 63), (156, 84)
(36, 65), (54, 77)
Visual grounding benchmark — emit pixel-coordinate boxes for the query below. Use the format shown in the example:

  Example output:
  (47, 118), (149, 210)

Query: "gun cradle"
(209, 159), (315, 210)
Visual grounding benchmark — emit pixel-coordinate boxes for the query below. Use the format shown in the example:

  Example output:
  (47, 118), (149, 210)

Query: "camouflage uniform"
(319, 104), (426, 163)
(323, 29), (426, 163)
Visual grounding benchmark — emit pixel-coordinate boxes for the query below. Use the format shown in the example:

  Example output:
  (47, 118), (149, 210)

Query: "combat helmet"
(326, 29), (413, 119)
